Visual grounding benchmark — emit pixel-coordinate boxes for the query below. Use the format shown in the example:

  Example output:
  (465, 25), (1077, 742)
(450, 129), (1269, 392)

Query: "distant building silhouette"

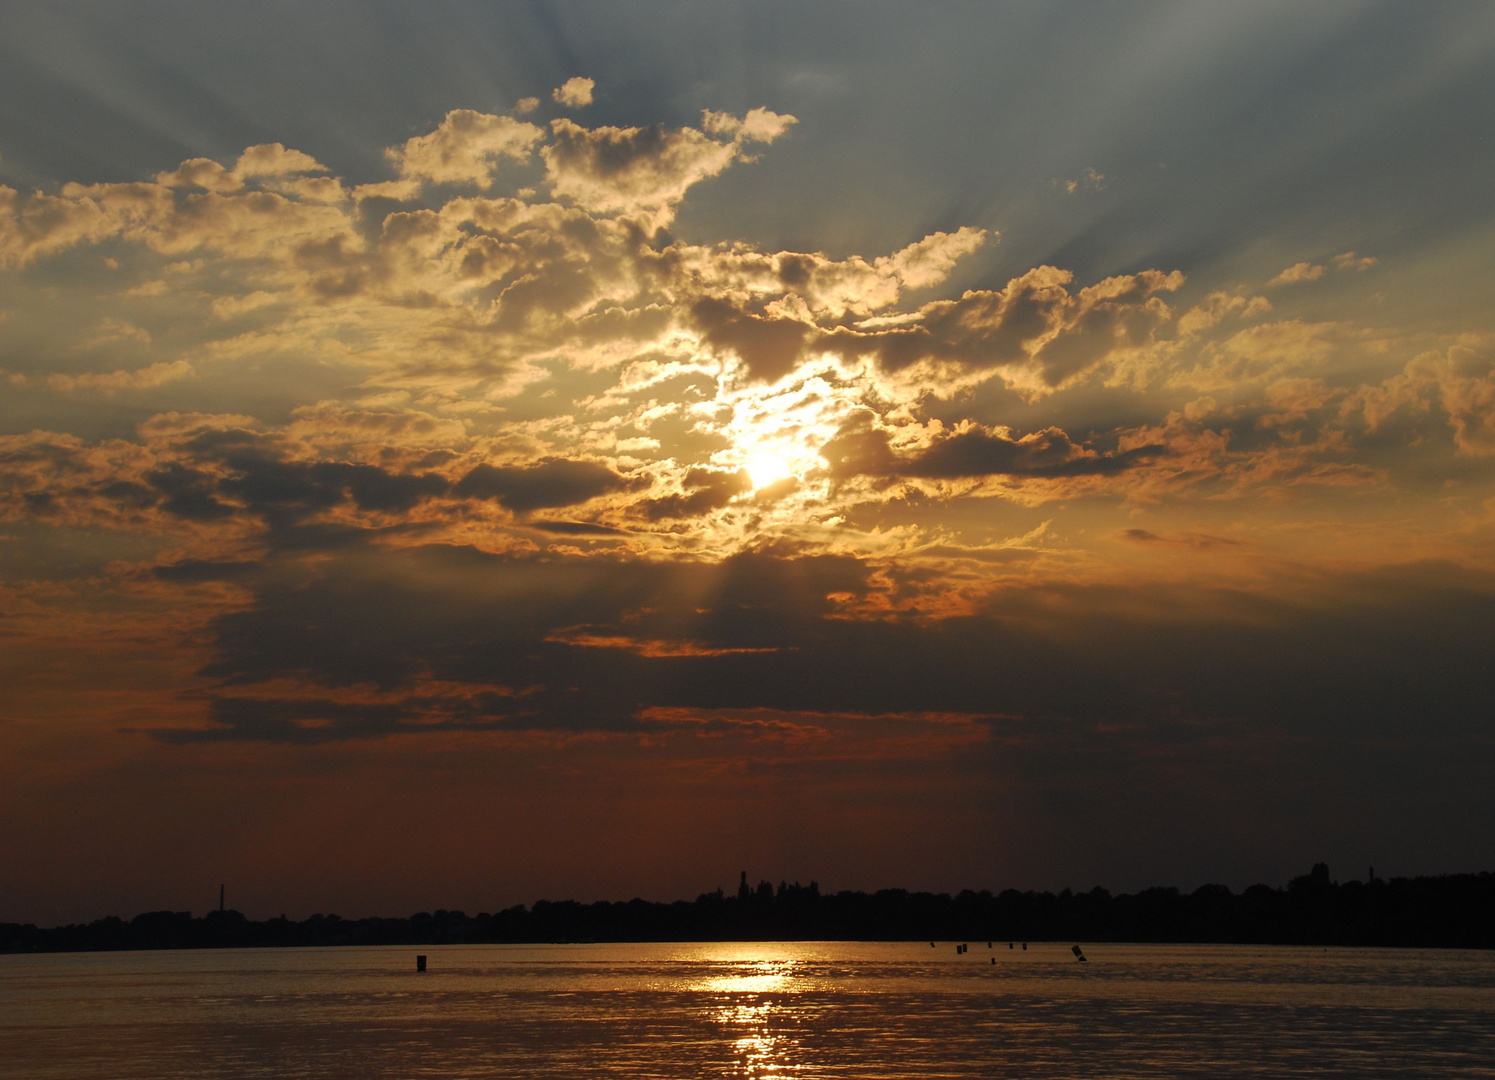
(6, 864), (1494, 954)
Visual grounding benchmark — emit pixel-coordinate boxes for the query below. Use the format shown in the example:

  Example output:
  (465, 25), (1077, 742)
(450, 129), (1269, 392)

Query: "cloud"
(47, 360), (193, 394)
(233, 143), (330, 179)
(820, 411), (1163, 482)
(692, 297), (812, 383)
(1333, 251), (1377, 272)
(1056, 166), (1106, 194)
(636, 467), (753, 520)
(835, 265), (1183, 389)
(1352, 342), (1495, 456)
(876, 227), (988, 291)
(385, 109), (544, 190)
(156, 158), (244, 193)
(681, 226), (985, 323)
(136, 542), (1495, 744)
(903, 426), (1164, 479)
(553, 77), (595, 108)
(0, 98), (1485, 595)
(541, 109), (795, 224)
(0, 185), (117, 266)
(700, 106), (797, 143)
(453, 458), (633, 512)
(1268, 261), (1325, 287)
(526, 520), (628, 536)
(1176, 291), (1271, 338)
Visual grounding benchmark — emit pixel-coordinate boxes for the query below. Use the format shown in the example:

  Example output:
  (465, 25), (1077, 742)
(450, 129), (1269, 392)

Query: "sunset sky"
(3, 1), (1493, 925)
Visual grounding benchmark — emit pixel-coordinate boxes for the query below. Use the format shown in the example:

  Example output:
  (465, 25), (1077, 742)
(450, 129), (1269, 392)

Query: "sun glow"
(745, 450), (793, 489)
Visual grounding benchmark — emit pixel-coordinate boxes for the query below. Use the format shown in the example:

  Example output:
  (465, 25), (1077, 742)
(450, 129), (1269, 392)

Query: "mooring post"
(416, 954), (427, 973)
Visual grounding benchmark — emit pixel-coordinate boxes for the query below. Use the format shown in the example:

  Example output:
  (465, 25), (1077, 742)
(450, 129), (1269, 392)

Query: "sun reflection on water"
(697, 959), (798, 995)
(717, 1000), (798, 1078)
(696, 957), (806, 1077)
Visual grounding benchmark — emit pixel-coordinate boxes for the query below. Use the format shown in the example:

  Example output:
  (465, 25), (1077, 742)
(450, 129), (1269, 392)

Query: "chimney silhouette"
(219, 884), (224, 912)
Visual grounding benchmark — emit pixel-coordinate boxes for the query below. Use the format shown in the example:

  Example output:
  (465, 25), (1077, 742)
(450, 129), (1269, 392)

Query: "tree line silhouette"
(4, 865), (1491, 953)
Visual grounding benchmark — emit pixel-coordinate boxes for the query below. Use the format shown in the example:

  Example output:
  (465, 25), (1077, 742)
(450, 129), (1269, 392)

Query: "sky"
(2, 0), (1494, 925)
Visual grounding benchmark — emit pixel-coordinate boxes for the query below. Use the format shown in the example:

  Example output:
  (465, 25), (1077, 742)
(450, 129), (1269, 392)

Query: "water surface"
(3, 942), (1493, 1077)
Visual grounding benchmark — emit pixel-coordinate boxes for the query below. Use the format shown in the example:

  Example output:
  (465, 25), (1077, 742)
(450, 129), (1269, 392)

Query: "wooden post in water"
(416, 954), (427, 972)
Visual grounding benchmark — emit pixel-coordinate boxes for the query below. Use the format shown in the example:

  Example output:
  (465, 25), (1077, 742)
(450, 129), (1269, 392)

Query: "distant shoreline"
(5, 865), (1492, 954)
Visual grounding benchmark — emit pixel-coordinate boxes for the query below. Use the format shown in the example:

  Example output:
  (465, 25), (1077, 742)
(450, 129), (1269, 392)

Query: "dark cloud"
(174, 450), (452, 527)
(692, 297), (811, 383)
(153, 558), (260, 583)
(818, 409), (900, 480)
(905, 427), (1166, 479)
(174, 546), (872, 740)
(454, 458), (630, 512)
(817, 268), (1180, 385)
(549, 119), (672, 179)
(525, 520), (629, 536)
(146, 463), (235, 521)
(636, 467), (751, 520)
(820, 411), (1162, 481)
(96, 479), (160, 510)
(337, 464), (450, 512)
(159, 693), (514, 746)
(168, 544), (1494, 751)
(211, 453), (348, 523)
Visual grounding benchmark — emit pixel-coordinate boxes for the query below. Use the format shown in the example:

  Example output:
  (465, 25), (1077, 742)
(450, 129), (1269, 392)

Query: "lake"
(2, 942), (1493, 1077)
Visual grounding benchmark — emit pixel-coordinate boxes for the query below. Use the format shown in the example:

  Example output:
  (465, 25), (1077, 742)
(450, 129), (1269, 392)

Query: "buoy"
(416, 954), (427, 972)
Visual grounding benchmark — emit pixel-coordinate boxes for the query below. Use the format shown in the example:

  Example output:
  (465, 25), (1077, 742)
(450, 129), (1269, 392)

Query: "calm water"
(2, 942), (1493, 1077)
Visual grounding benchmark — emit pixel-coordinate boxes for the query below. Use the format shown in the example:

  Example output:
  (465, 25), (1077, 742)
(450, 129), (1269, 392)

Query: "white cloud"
(1333, 251), (1377, 272)
(553, 77), (595, 108)
(1268, 261), (1325, 287)
(386, 110), (544, 190)
(1056, 167), (1106, 194)
(47, 360), (194, 393)
(234, 143), (329, 179)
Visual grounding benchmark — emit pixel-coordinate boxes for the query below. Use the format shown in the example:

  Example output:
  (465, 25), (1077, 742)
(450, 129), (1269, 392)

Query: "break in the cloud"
(1, 74), (1493, 924)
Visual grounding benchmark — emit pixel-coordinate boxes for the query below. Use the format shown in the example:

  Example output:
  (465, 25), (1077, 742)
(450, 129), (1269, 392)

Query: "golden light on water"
(689, 957), (805, 1077)
(697, 958), (798, 995)
(722, 1001), (792, 1078)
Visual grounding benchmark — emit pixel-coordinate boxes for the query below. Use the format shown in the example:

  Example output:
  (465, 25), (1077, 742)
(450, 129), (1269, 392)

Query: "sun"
(745, 450), (792, 490)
